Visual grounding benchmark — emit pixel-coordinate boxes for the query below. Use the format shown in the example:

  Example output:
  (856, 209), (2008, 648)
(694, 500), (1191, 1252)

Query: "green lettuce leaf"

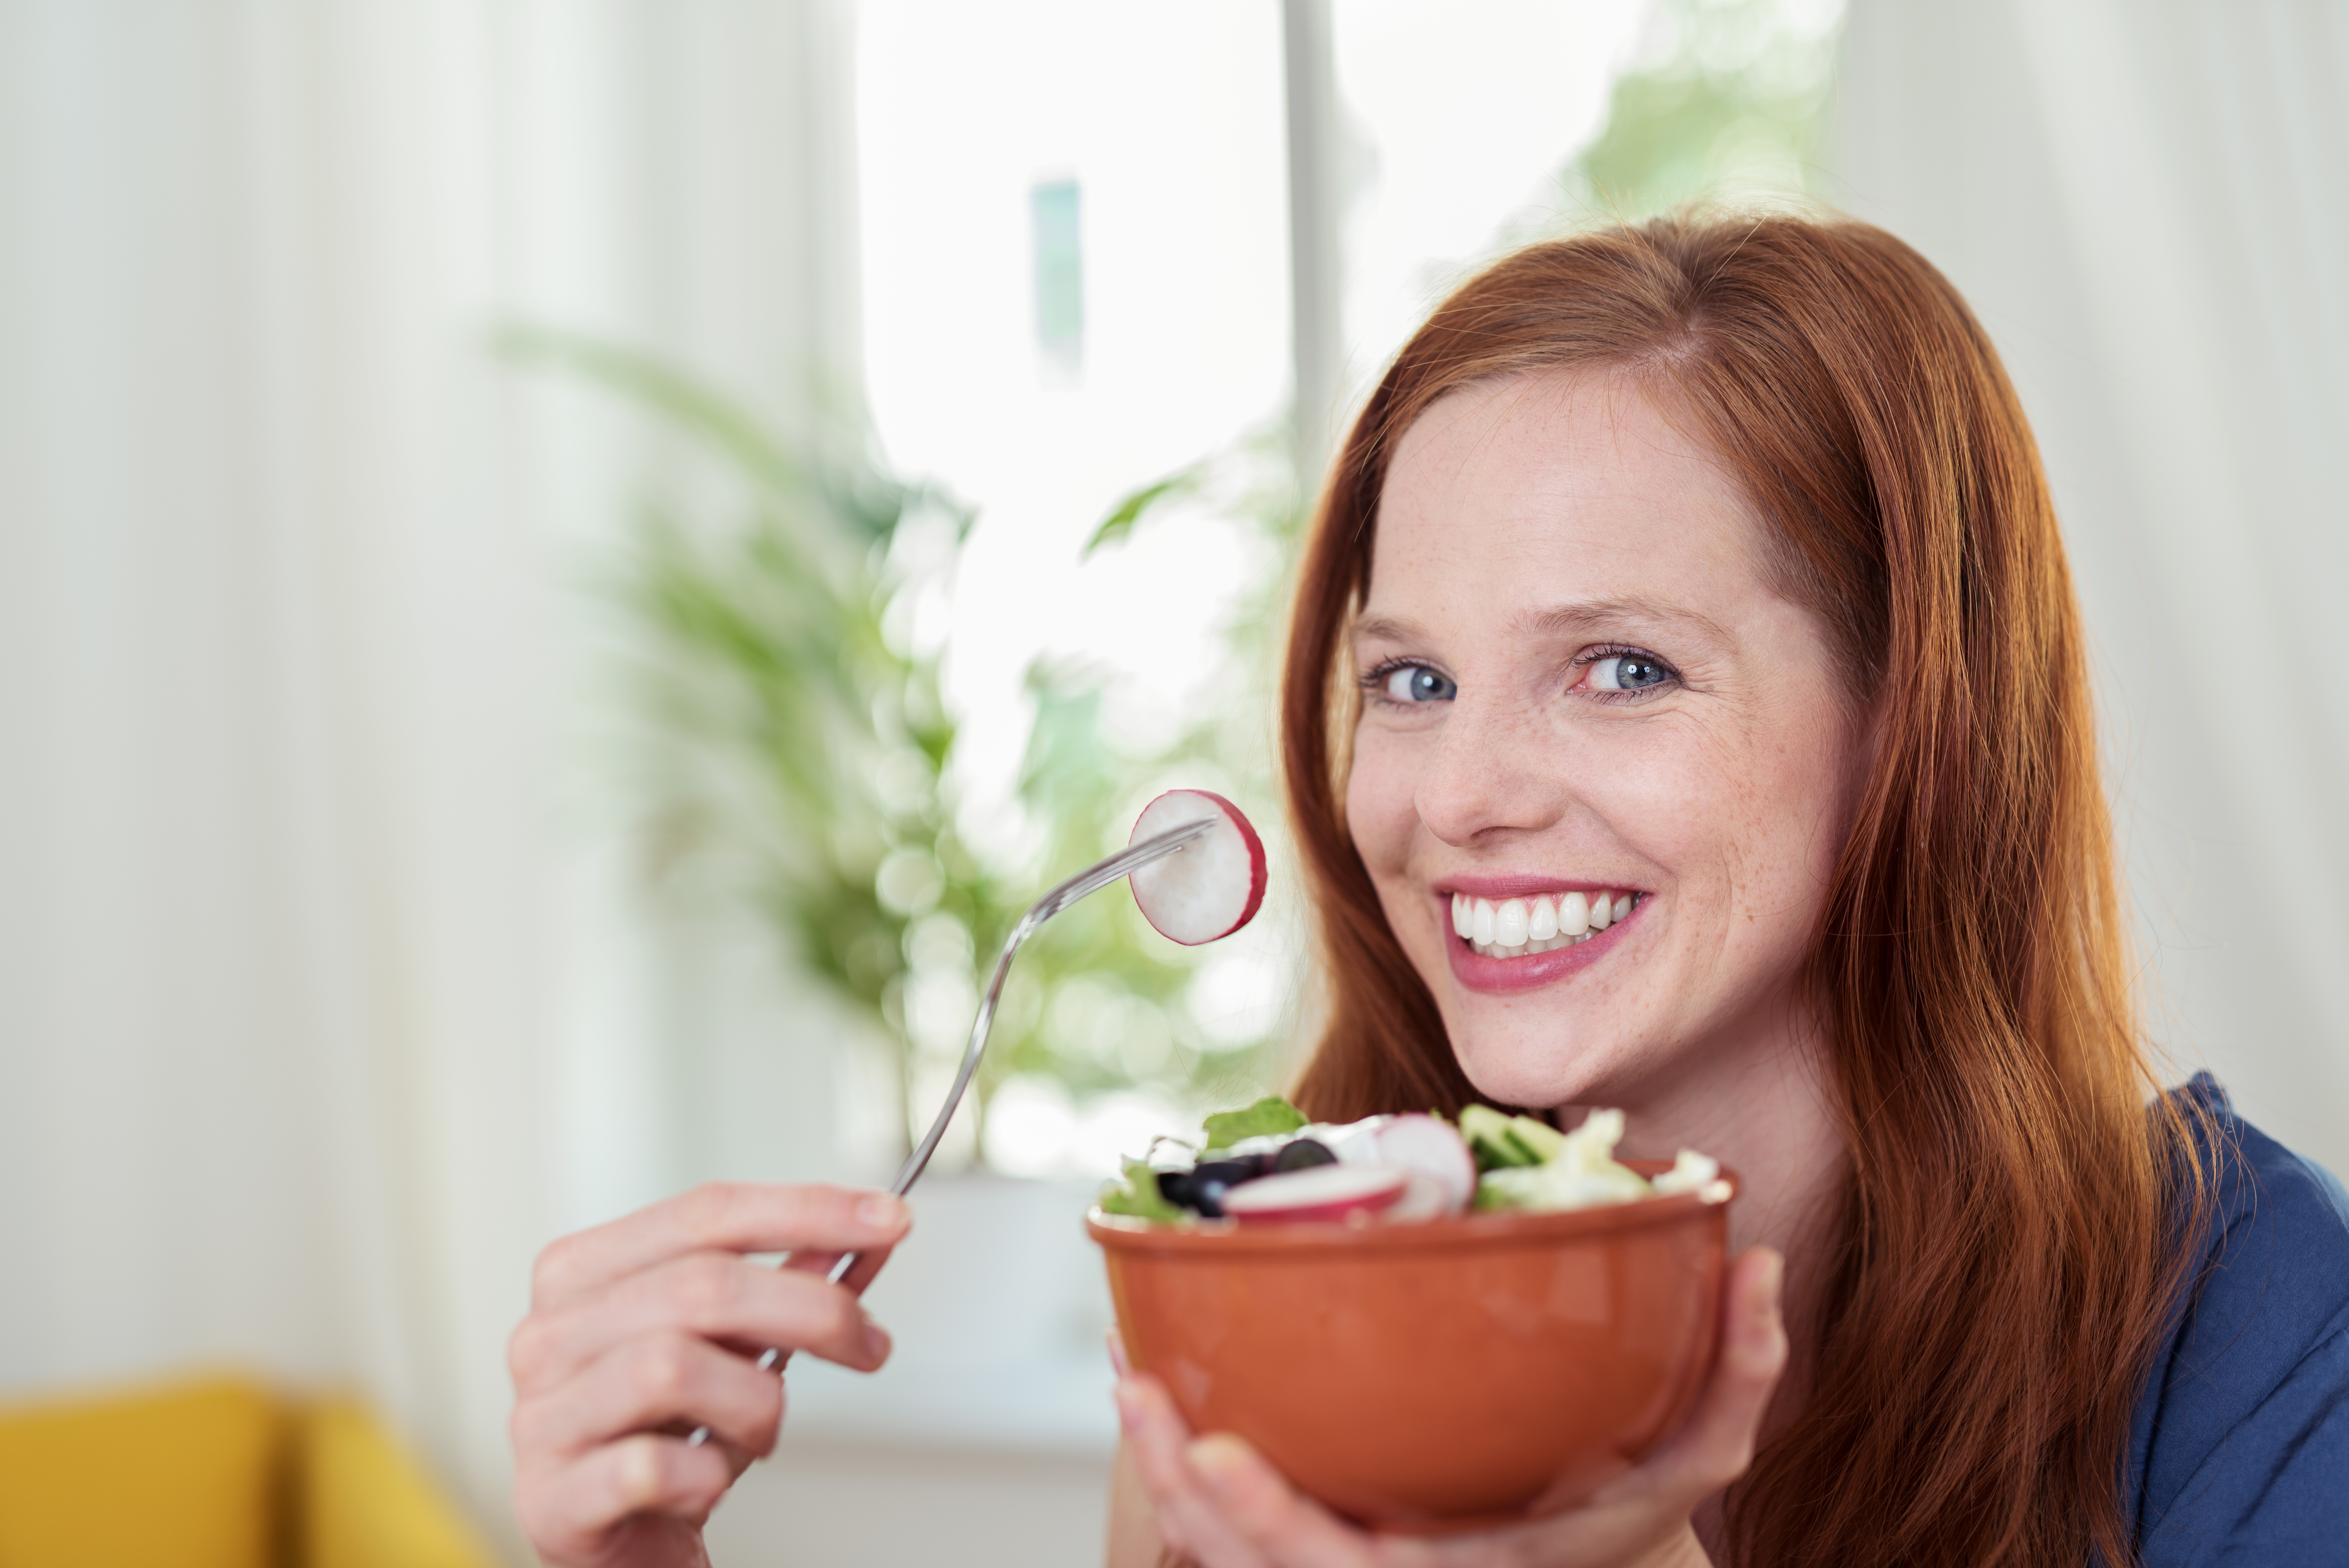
(1099, 1158), (1184, 1222)
(1200, 1096), (1308, 1150)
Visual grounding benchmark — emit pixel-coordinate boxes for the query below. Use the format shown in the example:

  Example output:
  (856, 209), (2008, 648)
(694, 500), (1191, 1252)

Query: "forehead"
(1365, 370), (1770, 626)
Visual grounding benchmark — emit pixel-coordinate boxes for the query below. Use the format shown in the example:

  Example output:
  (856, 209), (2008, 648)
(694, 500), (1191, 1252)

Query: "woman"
(507, 216), (2349, 1568)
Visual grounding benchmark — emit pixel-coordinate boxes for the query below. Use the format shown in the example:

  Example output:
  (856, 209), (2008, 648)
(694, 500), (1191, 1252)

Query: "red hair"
(1280, 215), (2207, 1567)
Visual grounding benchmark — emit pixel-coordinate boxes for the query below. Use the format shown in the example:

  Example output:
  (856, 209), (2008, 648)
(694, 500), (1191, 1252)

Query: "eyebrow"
(1352, 597), (1732, 646)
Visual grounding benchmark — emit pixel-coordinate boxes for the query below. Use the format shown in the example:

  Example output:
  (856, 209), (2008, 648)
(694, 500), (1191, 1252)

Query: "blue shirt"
(2127, 1074), (2349, 1564)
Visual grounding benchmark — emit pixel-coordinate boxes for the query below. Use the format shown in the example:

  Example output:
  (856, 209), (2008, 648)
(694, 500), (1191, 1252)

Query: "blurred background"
(1, 1), (2341, 1563)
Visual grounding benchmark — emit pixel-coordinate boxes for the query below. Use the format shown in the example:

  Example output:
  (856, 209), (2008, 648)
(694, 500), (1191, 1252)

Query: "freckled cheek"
(1346, 736), (1445, 969)
(1697, 745), (1856, 960)
(1579, 749), (1716, 895)
(1595, 745), (1786, 950)
(1344, 734), (1422, 880)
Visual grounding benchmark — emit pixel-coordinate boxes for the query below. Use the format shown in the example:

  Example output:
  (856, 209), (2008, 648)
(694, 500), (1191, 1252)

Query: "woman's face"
(1347, 370), (1867, 1113)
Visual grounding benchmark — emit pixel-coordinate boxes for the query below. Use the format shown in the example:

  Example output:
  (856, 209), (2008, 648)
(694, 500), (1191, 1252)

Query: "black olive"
(1188, 1156), (1271, 1217)
(1152, 1167), (1198, 1212)
(1273, 1138), (1338, 1172)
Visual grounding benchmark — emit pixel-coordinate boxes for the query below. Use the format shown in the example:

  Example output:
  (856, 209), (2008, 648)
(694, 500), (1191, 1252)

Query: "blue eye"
(1586, 654), (1671, 693)
(1379, 664), (1456, 703)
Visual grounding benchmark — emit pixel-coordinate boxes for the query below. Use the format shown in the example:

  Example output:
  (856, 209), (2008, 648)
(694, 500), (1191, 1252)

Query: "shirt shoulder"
(2133, 1074), (2349, 1565)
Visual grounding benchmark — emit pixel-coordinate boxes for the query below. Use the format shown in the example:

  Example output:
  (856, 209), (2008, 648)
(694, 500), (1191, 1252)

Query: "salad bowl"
(1088, 1158), (1733, 1533)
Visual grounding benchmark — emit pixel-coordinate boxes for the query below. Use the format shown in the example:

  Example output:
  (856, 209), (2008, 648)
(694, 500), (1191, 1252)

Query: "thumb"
(1641, 1245), (1787, 1504)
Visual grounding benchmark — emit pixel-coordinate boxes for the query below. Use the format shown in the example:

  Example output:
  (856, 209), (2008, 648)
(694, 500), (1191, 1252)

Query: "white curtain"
(1829, 1), (2349, 1173)
(0, 0), (857, 1549)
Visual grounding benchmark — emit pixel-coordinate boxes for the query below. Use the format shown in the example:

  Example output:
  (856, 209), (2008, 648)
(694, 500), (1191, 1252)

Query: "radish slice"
(1383, 1171), (1452, 1223)
(1127, 789), (1267, 946)
(1367, 1114), (1477, 1214)
(1221, 1164), (1408, 1224)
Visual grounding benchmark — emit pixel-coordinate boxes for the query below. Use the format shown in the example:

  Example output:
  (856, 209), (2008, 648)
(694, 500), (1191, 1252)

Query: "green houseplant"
(503, 330), (1300, 1163)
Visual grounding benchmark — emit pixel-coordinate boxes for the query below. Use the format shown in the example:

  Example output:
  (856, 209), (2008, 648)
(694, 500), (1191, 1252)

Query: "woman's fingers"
(529, 1183), (911, 1308)
(1185, 1433), (1387, 1568)
(1119, 1377), (1390, 1568)
(510, 1250), (891, 1396)
(515, 1432), (734, 1562)
(1117, 1376), (1273, 1568)
(510, 1182), (918, 1568)
(1109, 1440), (1168, 1568)
(779, 1237), (897, 1297)
(514, 1329), (794, 1463)
(1635, 1246), (1788, 1504)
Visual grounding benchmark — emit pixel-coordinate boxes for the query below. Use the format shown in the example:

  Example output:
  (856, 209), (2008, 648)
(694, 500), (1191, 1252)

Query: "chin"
(1444, 1011), (1620, 1111)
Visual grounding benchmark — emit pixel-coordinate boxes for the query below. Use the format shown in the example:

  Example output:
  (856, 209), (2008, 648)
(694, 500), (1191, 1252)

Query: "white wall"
(1827, 1), (2349, 1178)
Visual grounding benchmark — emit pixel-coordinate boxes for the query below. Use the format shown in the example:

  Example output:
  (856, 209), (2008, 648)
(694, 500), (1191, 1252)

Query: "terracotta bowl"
(1087, 1160), (1734, 1533)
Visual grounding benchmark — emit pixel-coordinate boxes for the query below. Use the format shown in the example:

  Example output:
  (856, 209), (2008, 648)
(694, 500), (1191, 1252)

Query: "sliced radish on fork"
(1127, 789), (1267, 945)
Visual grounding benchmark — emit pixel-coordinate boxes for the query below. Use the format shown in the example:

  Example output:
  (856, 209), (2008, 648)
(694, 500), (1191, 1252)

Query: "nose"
(1413, 688), (1567, 848)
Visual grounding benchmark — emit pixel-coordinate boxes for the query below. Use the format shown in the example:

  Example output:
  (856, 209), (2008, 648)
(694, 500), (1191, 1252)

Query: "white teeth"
(1457, 890), (1639, 957)
(1528, 896), (1558, 941)
(1558, 891), (1590, 936)
(1473, 928), (1603, 957)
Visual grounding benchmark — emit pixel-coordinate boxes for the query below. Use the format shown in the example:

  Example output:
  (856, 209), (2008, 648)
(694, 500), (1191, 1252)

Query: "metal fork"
(685, 812), (1222, 1447)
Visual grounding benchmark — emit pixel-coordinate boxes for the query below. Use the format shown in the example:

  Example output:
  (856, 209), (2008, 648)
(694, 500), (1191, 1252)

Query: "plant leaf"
(1082, 463), (1205, 559)
(491, 323), (806, 500)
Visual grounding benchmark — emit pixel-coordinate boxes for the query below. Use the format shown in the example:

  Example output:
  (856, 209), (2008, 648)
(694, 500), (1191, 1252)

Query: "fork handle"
(679, 816), (1216, 1450)
(682, 1247), (860, 1447)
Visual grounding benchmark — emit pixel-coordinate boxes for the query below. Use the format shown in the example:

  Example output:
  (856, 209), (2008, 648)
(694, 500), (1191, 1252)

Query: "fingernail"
(862, 1315), (892, 1361)
(857, 1194), (908, 1230)
(1105, 1329), (1131, 1378)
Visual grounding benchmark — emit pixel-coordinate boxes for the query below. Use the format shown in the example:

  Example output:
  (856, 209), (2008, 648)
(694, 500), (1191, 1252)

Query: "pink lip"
(1434, 889), (1646, 995)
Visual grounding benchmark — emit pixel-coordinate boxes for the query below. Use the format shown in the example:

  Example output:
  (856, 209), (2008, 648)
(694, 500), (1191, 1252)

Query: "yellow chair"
(0, 1376), (499, 1568)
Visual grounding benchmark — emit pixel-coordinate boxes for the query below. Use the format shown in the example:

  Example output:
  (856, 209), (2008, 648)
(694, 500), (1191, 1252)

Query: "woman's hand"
(1113, 1247), (1786, 1568)
(508, 1182), (913, 1568)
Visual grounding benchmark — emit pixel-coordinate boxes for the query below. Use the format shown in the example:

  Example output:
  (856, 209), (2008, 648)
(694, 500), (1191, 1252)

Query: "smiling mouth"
(1448, 890), (1642, 959)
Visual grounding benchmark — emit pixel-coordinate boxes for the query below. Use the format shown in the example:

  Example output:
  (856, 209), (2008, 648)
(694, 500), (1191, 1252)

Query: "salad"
(1099, 1095), (1725, 1226)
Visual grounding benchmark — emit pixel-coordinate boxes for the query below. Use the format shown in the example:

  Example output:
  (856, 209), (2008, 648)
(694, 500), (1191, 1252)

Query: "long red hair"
(1280, 215), (2207, 1567)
